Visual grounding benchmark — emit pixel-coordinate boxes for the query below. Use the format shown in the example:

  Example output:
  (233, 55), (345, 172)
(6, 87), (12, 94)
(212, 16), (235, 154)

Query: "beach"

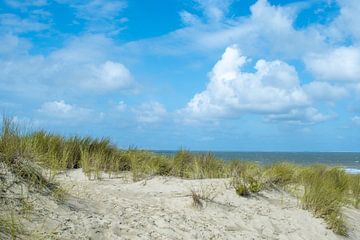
(12, 168), (358, 240)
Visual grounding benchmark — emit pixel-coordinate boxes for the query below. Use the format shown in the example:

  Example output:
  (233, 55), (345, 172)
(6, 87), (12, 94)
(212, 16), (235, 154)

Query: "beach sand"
(14, 169), (360, 240)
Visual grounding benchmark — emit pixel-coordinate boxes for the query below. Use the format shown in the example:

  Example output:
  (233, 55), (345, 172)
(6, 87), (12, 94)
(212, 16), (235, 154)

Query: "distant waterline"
(153, 151), (360, 174)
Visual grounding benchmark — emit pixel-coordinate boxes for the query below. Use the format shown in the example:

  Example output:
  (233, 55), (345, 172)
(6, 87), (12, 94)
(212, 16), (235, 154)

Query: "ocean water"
(154, 151), (360, 174)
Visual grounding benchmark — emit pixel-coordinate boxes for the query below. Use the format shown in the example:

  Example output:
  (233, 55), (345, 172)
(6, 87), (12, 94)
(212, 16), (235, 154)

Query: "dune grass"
(299, 166), (349, 235)
(1, 117), (359, 236)
(0, 212), (23, 240)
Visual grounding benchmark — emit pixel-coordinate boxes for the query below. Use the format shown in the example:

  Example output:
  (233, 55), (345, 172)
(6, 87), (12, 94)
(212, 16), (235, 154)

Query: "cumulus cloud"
(134, 102), (167, 123)
(38, 100), (93, 120)
(182, 45), (321, 124)
(305, 47), (360, 82)
(326, 0), (360, 42)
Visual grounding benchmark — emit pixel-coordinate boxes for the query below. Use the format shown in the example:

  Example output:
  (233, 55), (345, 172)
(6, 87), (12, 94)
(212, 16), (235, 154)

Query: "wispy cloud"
(57, 0), (127, 34)
(133, 102), (167, 123)
(38, 100), (93, 120)
(0, 13), (49, 33)
(4, 0), (47, 9)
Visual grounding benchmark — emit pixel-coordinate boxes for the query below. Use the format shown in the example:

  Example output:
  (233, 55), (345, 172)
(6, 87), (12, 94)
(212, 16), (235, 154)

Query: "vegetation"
(300, 166), (349, 235)
(1, 117), (359, 237)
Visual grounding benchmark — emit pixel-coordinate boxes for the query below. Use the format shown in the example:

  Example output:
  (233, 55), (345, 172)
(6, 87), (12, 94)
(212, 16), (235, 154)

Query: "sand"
(7, 168), (360, 240)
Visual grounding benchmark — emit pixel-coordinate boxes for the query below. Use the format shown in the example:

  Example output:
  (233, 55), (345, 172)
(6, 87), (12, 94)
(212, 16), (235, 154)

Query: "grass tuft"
(300, 166), (349, 235)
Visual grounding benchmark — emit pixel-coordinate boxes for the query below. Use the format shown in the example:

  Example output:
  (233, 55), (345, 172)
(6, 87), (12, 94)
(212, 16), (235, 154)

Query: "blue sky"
(0, 0), (360, 151)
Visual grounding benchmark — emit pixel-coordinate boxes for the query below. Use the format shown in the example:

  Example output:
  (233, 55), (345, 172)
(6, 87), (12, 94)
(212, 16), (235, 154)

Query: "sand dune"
(19, 169), (356, 240)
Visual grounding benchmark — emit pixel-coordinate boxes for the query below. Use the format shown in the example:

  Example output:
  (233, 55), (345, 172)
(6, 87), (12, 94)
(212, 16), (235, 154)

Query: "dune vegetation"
(0, 117), (359, 238)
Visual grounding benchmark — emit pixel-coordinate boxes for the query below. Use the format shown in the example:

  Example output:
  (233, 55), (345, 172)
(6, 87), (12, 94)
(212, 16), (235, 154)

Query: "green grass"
(0, 212), (23, 240)
(299, 166), (349, 235)
(348, 174), (360, 208)
(1, 116), (359, 236)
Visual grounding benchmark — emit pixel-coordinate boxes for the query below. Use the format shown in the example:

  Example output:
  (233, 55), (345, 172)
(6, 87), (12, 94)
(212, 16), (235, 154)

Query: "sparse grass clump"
(190, 184), (218, 208)
(191, 190), (204, 208)
(233, 180), (250, 197)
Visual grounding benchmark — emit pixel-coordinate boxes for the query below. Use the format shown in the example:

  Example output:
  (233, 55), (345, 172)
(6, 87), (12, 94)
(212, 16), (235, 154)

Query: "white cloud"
(57, 0), (127, 34)
(304, 81), (348, 101)
(265, 107), (332, 125)
(182, 45), (314, 122)
(0, 34), (31, 56)
(38, 100), (92, 120)
(4, 0), (47, 9)
(0, 34), (135, 96)
(193, 0), (233, 23)
(65, 0), (126, 20)
(134, 102), (167, 123)
(305, 47), (360, 82)
(0, 14), (48, 33)
(180, 11), (201, 26)
(325, 0), (360, 42)
(126, 0), (325, 59)
(78, 61), (132, 91)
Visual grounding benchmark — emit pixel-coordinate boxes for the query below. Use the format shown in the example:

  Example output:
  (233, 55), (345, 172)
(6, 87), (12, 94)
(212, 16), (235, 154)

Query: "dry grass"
(190, 184), (218, 208)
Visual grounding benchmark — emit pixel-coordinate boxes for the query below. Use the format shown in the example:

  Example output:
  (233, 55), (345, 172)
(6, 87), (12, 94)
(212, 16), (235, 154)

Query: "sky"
(0, 0), (360, 151)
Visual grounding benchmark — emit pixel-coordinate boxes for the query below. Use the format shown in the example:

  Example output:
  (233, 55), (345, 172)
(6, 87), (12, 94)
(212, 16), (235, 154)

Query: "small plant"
(234, 181), (250, 197)
(190, 184), (218, 208)
(191, 190), (203, 208)
(232, 163), (264, 196)
(248, 177), (262, 193)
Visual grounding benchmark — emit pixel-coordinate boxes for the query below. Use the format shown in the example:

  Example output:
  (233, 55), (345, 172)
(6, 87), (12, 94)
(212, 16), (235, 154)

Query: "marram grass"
(1, 117), (359, 236)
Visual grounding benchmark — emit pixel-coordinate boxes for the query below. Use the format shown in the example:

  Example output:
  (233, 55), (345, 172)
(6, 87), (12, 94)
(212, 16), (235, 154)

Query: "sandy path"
(36, 169), (359, 240)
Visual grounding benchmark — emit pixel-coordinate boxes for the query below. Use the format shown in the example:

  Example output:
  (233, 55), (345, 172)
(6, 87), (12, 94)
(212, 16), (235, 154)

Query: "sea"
(153, 151), (360, 174)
